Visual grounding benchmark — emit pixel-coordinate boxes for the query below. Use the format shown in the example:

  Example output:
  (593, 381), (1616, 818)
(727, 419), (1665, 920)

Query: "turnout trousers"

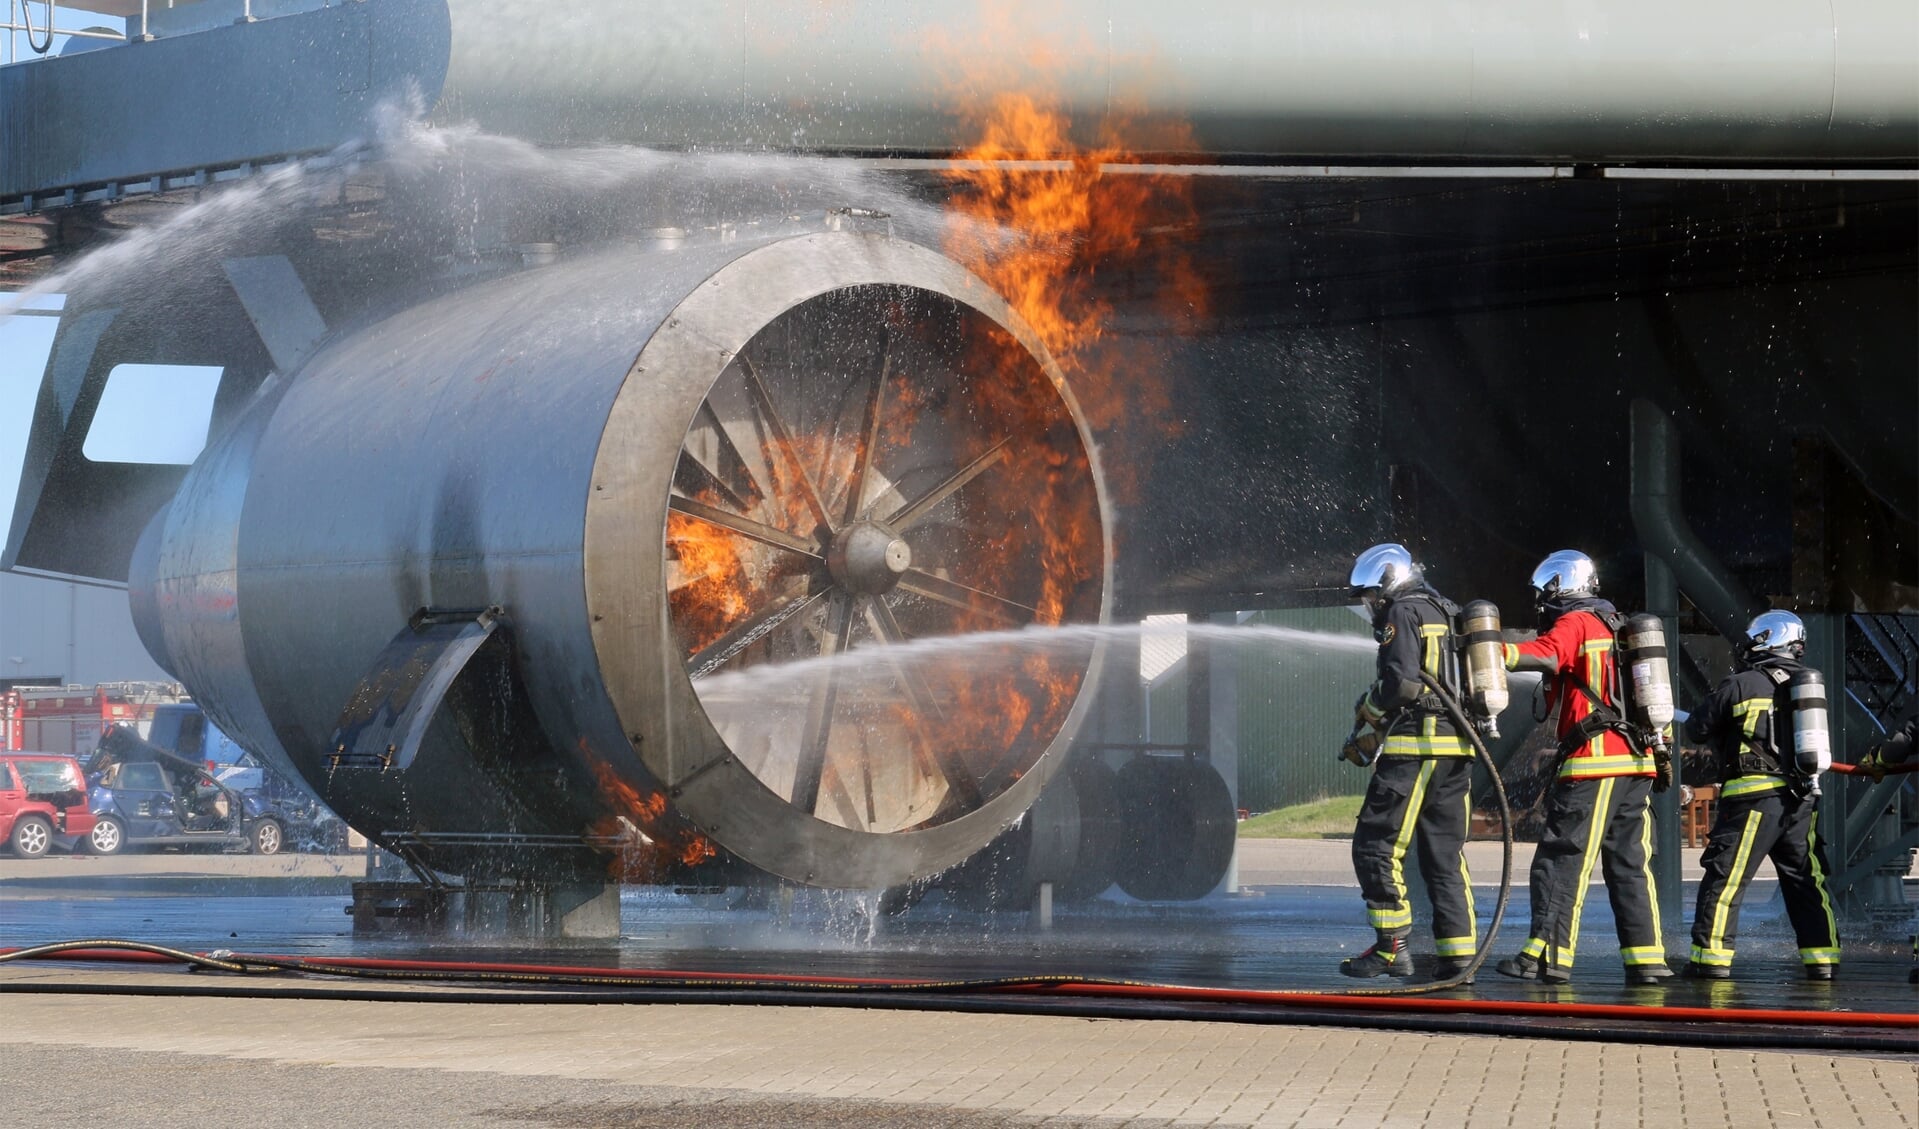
(1520, 775), (1664, 973)
(1351, 756), (1477, 959)
(1689, 784), (1839, 971)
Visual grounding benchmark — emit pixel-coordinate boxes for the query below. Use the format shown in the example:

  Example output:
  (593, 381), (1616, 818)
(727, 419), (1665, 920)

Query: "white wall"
(0, 571), (168, 685)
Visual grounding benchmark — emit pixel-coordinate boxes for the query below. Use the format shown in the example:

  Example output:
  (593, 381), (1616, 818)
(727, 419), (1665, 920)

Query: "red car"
(1, 754), (98, 858)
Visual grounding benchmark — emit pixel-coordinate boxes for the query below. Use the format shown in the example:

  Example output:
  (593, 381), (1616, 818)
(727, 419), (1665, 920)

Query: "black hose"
(1324, 674), (1514, 997)
(2, 977), (1907, 1055)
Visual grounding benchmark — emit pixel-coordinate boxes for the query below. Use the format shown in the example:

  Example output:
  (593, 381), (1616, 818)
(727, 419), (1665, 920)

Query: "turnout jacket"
(1358, 587), (1472, 757)
(1504, 599), (1654, 780)
(1683, 656), (1811, 799)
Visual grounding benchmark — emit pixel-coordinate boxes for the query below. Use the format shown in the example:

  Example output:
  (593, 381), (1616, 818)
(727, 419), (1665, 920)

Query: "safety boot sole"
(1494, 956), (1570, 984)
(1339, 954), (1416, 979)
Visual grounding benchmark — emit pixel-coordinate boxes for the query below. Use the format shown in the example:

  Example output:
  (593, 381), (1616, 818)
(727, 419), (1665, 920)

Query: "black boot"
(1803, 963), (1835, 982)
(1681, 960), (1730, 980)
(1433, 957), (1476, 985)
(1626, 963), (1674, 986)
(1341, 928), (1415, 979)
(1495, 952), (1570, 983)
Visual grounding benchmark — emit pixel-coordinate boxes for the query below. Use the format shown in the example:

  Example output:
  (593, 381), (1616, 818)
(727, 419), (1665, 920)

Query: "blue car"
(83, 726), (290, 856)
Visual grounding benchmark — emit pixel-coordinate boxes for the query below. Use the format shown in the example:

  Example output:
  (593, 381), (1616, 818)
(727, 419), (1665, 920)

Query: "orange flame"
(582, 746), (718, 881)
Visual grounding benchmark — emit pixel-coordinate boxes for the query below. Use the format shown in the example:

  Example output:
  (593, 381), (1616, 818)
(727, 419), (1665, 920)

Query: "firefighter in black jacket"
(1859, 716), (1917, 983)
(1339, 543), (1478, 981)
(1681, 611), (1841, 980)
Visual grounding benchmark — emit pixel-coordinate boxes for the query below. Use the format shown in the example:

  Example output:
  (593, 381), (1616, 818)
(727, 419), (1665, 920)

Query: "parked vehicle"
(85, 726), (293, 855)
(1, 753), (97, 857)
(215, 753), (349, 853)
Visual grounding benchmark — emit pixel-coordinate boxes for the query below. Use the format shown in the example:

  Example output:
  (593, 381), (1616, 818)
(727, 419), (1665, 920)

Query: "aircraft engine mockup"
(128, 230), (1112, 887)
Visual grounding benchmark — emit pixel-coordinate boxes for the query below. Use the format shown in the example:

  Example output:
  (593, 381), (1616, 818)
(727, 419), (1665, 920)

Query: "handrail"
(3, 0), (125, 65)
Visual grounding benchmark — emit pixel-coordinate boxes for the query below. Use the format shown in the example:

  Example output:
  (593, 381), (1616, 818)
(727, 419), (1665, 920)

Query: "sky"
(0, 296), (221, 551)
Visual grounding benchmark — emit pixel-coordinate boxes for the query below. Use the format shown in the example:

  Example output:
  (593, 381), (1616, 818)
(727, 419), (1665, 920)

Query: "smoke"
(3, 96), (996, 321)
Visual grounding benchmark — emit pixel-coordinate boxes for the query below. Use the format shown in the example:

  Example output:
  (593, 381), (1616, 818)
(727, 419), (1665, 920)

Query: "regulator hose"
(1265, 671), (1514, 996)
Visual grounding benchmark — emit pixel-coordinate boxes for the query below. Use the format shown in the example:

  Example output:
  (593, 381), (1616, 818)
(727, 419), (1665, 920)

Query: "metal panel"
(221, 256), (327, 375)
(7, 0), (1917, 211)
(0, 0), (449, 199)
(1233, 608), (1375, 813)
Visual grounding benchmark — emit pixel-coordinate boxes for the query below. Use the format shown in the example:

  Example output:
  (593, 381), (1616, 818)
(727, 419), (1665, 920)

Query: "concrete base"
(350, 880), (622, 940)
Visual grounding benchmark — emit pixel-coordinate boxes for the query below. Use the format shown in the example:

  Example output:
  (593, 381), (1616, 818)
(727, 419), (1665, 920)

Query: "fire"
(654, 53), (1206, 835)
(941, 92), (1206, 455)
(582, 749), (719, 882)
(666, 509), (752, 655)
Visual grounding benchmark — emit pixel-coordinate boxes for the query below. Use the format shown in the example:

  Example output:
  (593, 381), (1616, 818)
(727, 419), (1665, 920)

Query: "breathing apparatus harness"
(1725, 650), (1832, 797)
(1538, 602), (1678, 793)
(1340, 588), (1474, 767)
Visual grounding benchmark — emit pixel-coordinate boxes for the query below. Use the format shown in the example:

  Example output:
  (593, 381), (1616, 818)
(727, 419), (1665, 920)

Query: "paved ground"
(4, 841), (1914, 1008)
(1, 988), (1912, 1128)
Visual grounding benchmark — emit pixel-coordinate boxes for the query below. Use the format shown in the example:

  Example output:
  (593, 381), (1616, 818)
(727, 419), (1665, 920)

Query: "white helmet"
(1350, 543), (1422, 597)
(1744, 610), (1807, 657)
(1529, 550), (1599, 600)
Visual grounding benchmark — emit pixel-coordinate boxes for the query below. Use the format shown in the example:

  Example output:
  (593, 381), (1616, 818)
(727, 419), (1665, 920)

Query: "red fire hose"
(1830, 761), (1917, 776)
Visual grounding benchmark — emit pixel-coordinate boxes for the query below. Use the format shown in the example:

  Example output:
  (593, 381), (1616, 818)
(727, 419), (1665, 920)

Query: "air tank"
(1787, 668), (1833, 793)
(1457, 600), (1508, 737)
(130, 227), (1112, 889)
(1620, 613), (1677, 748)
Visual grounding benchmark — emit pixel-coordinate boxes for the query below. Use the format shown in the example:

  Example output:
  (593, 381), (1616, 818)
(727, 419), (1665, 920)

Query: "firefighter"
(1493, 550), (1673, 985)
(1339, 543), (1478, 982)
(1858, 715), (1916, 779)
(1681, 611), (1841, 981)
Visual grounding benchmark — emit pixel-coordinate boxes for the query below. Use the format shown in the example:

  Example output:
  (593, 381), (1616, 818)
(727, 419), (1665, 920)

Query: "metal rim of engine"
(584, 231), (1114, 890)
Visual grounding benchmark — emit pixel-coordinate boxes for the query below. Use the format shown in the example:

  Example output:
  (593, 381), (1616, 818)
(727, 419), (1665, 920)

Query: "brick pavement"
(1, 983), (1911, 1127)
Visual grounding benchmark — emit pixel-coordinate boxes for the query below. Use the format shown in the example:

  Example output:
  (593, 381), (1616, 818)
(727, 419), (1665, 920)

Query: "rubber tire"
(1113, 757), (1236, 901)
(9, 814), (53, 858)
(250, 818), (284, 856)
(1056, 757), (1121, 903)
(87, 815), (126, 856)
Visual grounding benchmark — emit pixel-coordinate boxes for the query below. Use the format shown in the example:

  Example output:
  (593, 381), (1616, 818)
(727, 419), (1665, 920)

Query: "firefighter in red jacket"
(1493, 550), (1673, 985)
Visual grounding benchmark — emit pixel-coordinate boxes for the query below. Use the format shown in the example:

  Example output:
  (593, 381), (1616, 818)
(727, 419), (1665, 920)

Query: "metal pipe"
(1628, 399), (1764, 644)
(435, 0), (1919, 163)
(1643, 555), (1685, 932)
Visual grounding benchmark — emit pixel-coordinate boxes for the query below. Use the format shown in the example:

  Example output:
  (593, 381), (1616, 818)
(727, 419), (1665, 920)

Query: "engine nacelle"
(130, 229), (1112, 888)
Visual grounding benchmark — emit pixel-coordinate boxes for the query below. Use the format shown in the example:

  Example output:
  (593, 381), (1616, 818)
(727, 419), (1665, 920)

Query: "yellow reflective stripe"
(1799, 947), (1841, 964)
(1707, 808), (1765, 958)
(1560, 777), (1615, 968)
(1368, 907), (1413, 930)
(1381, 734), (1474, 757)
(1521, 937), (1547, 960)
(1720, 774), (1788, 799)
(1690, 944), (1735, 966)
(1638, 795), (1662, 952)
(1807, 824), (1838, 955)
(1420, 625), (1446, 740)
(1435, 936), (1477, 957)
(1621, 946), (1665, 966)
(1732, 697), (1770, 753)
(1380, 761), (1436, 933)
(1461, 792), (1476, 940)
(1558, 753), (1655, 779)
